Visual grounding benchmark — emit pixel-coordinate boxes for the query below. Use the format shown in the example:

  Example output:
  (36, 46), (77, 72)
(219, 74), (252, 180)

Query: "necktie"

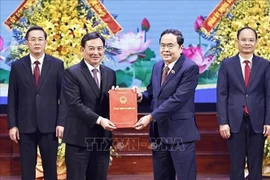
(92, 68), (99, 88)
(34, 61), (40, 87)
(244, 60), (250, 114)
(161, 66), (170, 85)
(244, 60), (250, 87)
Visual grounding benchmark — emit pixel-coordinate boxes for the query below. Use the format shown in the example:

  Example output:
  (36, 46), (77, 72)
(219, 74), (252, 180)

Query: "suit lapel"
(152, 61), (163, 95)
(37, 54), (52, 91)
(247, 55), (259, 91)
(100, 65), (107, 93)
(23, 55), (36, 89)
(80, 60), (100, 97)
(232, 55), (246, 90)
(100, 65), (107, 102)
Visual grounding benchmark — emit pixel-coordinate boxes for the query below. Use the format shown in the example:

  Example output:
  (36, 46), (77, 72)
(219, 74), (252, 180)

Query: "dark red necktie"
(244, 60), (250, 87)
(34, 61), (40, 87)
(244, 60), (250, 114)
(161, 66), (169, 85)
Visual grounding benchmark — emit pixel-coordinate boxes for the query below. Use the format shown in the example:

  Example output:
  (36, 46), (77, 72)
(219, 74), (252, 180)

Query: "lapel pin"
(171, 70), (175, 74)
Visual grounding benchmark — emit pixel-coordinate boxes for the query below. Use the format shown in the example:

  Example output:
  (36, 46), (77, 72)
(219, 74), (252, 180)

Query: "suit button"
(246, 94), (248, 97)
(36, 94), (39, 97)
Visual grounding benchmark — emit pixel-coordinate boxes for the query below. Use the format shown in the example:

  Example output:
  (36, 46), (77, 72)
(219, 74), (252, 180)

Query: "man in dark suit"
(7, 26), (65, 180)
(134, 29), (200, 180)
(217, 27), (270, 180)
(63, 32), (117, 180)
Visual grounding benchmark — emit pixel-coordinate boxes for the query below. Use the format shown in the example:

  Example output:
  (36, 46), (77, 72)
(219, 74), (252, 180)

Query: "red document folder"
(109, 89), (138, 128)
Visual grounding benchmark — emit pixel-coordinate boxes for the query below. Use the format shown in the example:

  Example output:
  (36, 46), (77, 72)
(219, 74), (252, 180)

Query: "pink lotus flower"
(183, 45), (214, 74)
(194, 16), (205, 32)
(110, 31), (151, 63)
(0, 36), (9, 61)
(0, 36), (4, 52)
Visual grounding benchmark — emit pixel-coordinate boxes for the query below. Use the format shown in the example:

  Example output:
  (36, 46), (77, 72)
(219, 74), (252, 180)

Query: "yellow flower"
(10, 0), (114, 69)
(212, 0), (270, 62)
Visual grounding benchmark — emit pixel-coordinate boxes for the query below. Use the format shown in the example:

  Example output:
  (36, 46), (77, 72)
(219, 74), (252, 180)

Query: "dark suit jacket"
(217, 54), (270, 133)
(62, 60), (116, 147)
(7, 54), (65, 133)
(142, 54), (200, 144)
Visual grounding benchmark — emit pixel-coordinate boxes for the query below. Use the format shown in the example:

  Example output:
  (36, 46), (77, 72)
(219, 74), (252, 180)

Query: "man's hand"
(56, 126), (64, 139)
(219, 124), (231, 139)
(9, 127), (20, 143)
(133, 114), (153, 130)
(263, 125), (270, 137)
(110, 85), (119, 91)
(100, 118), (117, 131)
(132, 86), (142, 102)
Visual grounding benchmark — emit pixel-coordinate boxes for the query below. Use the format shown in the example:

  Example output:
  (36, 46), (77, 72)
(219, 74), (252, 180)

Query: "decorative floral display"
(109, 31), (151, 63)
(183, 45), (214, 74)
(205, 0), (270, 63)
(105, 18), (156, 87)
(0, 36), (10, 83)
(194, 15), (205, 32)
(141, 18), (150, 32)
(7, 0), (114, 68)
(183, 15), (219, 84)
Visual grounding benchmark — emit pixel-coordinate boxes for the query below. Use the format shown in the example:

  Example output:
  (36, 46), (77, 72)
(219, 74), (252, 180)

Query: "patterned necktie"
(161, 66), (170, 85)
(92, 68), (99, 88)
(34, 61), (40, 87)
(244, 60), (250, 114)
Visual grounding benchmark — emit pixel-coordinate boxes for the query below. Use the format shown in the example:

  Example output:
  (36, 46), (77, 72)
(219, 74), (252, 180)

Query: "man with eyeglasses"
(62, 32), (117, 180)
(7, 26), (66, 180)
(217, 27), (270, 179)
(134, 29), (200, 180)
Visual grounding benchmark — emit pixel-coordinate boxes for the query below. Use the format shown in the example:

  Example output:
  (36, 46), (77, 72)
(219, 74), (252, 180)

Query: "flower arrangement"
(189, 0), (270, 85)
(7, 0), (113, 68)
(105, 18), (156, 87)
(208, 0), (270, 62)
(183, 16), (220, 84)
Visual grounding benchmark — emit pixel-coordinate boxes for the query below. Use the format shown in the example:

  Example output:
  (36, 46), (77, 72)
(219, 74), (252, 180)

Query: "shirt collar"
(30, 53), (45, 65)
(84, 60), (100, 72)
(165, 60), (177, 70)
(239, 54), (253, 65)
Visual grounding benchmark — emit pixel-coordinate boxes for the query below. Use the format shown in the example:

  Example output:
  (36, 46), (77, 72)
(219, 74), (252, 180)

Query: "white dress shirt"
(165, 59), (177, 74)
(30, 54), (45, 74)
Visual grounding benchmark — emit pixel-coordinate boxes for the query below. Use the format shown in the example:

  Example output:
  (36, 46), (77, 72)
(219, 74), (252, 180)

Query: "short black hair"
(159, 29), (184, 46)
(237, 27), (258, 40)
(25, 26), (47, 40)
(81, 32), (105, 48)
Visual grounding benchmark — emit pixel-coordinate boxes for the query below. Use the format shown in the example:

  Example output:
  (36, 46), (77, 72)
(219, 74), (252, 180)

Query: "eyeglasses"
(160, 43), (176, 50)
